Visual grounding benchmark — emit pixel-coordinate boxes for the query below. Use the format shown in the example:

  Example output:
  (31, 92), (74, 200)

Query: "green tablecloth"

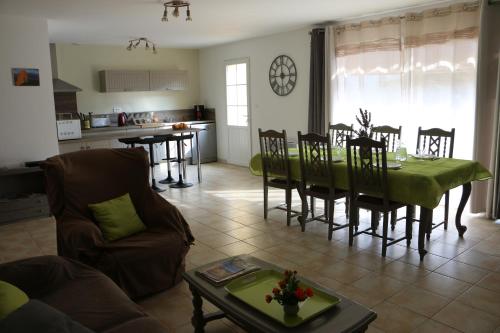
(249, 150), (492, 209)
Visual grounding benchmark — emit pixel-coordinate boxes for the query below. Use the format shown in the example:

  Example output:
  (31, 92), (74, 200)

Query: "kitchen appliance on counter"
(118, 112), (128, 126)
(56, 113), (82, 141)
(194, 105), (204, 121)
(90, 114), (111, 128)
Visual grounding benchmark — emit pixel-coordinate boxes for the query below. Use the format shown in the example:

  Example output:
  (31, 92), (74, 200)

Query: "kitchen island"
(58, 121), (214, 186)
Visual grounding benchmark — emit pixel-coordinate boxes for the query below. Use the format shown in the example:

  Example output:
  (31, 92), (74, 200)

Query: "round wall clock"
(269, 55), (297, 96)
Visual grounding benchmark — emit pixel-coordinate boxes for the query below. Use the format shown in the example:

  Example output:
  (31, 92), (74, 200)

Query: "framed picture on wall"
(11, 68), (40, 86)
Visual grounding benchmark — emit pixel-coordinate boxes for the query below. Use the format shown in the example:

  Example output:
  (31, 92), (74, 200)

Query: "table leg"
(456, 182), (471, 237)
(189, 284), (205, 333)
(195, 131), (202, 183)
(418, 207), (432, 261)
(405, 205), (414, 247)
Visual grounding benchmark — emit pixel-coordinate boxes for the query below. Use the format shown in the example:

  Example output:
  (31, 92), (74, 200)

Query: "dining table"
(249, 149), (492, 260)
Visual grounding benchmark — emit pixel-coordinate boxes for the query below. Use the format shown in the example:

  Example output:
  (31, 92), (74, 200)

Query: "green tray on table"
(225, 270), (341, 328)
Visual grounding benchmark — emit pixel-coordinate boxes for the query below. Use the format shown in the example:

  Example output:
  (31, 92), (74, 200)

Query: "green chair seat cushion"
(0, 280), (29, 320)
(89, 193), (146, 241)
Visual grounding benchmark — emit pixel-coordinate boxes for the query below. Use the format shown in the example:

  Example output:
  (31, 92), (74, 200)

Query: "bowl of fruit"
(172, 122), (188, 130)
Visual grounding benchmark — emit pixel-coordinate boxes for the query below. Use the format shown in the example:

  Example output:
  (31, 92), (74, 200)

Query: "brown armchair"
(43, 148), (194, 299)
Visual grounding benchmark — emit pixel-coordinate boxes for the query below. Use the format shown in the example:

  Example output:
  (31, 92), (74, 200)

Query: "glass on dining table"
(333, 144), (343, 161)
(395, 140), (407, 162)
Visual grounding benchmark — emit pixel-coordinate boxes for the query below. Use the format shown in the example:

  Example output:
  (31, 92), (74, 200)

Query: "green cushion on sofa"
(0, 280), (29, 320)
(89, 193), (146, 241)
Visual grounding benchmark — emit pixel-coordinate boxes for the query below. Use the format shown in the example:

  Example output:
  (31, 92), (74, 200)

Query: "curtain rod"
(311, 0), (463, 29)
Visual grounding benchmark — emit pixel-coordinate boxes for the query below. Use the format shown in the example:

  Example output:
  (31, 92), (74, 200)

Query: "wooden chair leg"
(324, 200), (328, 219)
(390, 209), (397, 230)
(310, 197), (315, 218)
(345, 197), (350, 218)
(444, 191), (449, 230)
(426, 214), (432, 240)
(300, 194), (308, 232)
(286, 188), (292, 226)
(371, 211), (380, 231)
(405, 205), (414, 247)
(349, 204), (356, 246)
(263, 183), (268, 219)
(328, 199), (335, 241)
(382, 212), (389, 257)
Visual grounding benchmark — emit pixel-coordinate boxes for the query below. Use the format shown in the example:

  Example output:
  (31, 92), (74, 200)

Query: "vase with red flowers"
(265, 270), (314, 316)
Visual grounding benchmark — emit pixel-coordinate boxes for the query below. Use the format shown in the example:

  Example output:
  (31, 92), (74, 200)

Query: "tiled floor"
(1, 162), (500, 333)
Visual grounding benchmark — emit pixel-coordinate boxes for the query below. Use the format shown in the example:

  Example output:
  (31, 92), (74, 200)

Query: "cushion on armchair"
(89, 193), (146, 241)
(0, 281), (28, 320)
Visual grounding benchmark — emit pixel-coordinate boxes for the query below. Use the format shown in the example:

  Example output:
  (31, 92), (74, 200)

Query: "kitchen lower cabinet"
(59, 139), (111, 153)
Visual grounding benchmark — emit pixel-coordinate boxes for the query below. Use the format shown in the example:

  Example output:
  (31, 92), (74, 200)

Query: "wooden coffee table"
(183, 256), (377, 333)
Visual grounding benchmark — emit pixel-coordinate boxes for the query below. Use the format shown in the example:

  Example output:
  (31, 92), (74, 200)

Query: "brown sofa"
(43, 148), (194, 299)
(0, 255), (167, 333)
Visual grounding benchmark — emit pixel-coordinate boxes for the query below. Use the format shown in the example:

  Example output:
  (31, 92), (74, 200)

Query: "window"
(226, 62), (248, 126)
(328, 5), (480, 160)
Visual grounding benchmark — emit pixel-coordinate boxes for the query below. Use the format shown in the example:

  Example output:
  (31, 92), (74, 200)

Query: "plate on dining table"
(387, 162), (402, 170)
(411, 154), (440, 161)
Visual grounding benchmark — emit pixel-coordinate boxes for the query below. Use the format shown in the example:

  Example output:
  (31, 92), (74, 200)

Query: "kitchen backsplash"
(102, 108), (215, 126)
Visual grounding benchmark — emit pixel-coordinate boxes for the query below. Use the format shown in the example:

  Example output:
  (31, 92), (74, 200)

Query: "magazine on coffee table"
(197, 256), (260, 286)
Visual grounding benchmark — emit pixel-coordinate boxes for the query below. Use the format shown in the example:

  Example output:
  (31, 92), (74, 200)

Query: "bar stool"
(155, 134), (177, 184)
(118, 136), (165, 192)
(169, 133), (194, 188)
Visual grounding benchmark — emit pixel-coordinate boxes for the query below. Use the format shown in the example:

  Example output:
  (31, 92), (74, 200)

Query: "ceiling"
(0, 0), (445, 49)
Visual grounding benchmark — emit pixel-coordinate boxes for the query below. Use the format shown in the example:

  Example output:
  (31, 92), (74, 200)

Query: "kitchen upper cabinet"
(99, 69), (188, 92)
(150, 70), (188, 91)
(99, 70), (150, 92)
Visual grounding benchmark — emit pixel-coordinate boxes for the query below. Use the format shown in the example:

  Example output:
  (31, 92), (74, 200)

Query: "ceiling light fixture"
(126, 37), (158, 54)
(161, 1), (192, 22)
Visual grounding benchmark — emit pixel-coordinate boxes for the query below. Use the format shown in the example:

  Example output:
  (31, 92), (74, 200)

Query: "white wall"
(0, 15), (58, 167)
(199, 28), (311, 162)
(55, 44), (200, 115)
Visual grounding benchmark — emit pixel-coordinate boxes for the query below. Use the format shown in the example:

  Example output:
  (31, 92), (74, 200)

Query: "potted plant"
(265, 270), (313, 316)
(354, 108), (373, 138)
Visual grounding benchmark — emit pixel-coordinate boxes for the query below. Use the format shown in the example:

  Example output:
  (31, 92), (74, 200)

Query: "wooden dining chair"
(297, 132), (349, 240)
(372, 125), (402, 152)
(346, 136), (413, 257)
(258, 128), (300, 226)
(328, 123), (354, 148)
(416, 127), (455, 238)
(417, 127), (455, 158)
(323, 123), (353, 219)
(372, 125), (402, 230)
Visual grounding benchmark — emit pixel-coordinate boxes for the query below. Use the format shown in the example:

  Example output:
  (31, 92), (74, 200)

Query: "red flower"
(295, 287), (306, 301)
(305, 288), (314, 297)
(265, 295), (273, 303)
(272, 287), (280, 295)
(278, 280), (286, 289)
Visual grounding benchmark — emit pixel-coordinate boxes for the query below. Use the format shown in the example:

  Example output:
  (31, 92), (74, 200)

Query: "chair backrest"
(297, 131), (334, 188)
(416, 127), (455, 158)
(258, 128), (291, 181)
(328, 123), (354, 148)
(346, 136), (389, 205)
(372, 125), (402, 152)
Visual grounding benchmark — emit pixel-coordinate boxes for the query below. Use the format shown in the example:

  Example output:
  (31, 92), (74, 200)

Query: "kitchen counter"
(59, 120), (214, 144)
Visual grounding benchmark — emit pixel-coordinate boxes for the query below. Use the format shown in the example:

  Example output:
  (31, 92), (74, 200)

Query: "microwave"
(56, 119), (82, 141)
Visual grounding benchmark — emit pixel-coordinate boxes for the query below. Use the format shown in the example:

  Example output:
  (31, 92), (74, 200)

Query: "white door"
(225, 59), (251, 166)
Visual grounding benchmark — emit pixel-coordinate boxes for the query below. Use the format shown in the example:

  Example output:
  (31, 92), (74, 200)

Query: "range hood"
(50, 44), (82, 93)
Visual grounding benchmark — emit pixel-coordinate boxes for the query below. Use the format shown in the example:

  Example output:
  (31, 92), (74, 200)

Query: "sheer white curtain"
(328, 2), (480, 159)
